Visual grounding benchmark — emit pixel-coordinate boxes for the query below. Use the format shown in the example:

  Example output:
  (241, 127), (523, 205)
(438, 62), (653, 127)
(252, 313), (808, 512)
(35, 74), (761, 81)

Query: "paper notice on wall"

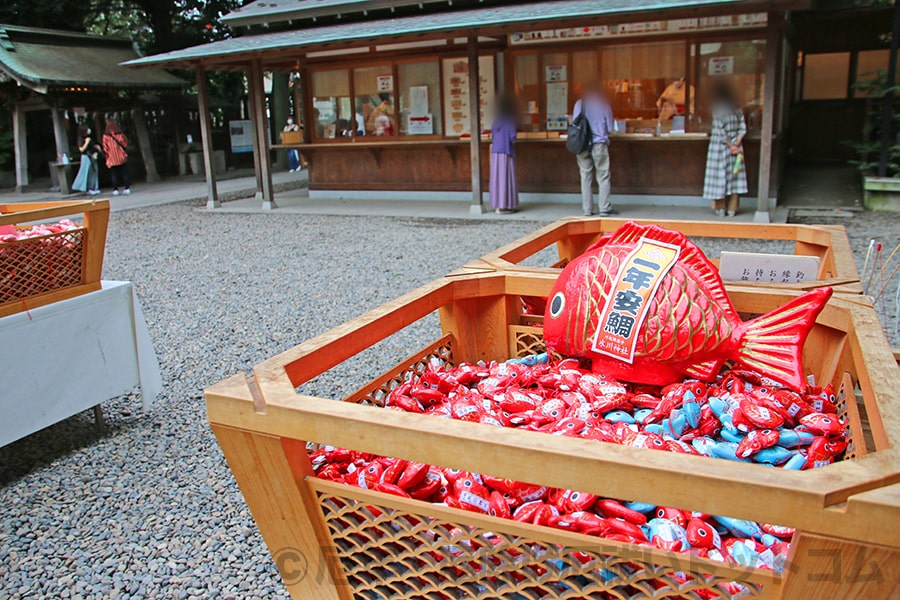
(442, 56), (495, 137)
(546, 82), (569, 117)
(719, 252), (820, 283)
(545, 65), (567, 82)
(409, 85), (429, 115)
(377, 75), (394, 91)
(708, 56), (734, 76)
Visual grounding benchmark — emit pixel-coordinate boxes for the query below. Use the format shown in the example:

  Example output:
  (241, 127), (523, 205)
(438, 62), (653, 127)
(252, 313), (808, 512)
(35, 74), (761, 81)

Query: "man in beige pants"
(573, 85), (617, 217)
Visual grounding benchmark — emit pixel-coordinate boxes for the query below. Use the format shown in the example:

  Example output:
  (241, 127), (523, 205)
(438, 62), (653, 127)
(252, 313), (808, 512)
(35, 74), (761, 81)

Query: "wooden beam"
(754, 11), (782, 223)
(195, 67), (220, 208)
(132, 107), (160, 183)
(467, 34), (483, 214)
(13, 104), (28, 192)
(49, 101), (69, 162)
(250, 59), (276, 209)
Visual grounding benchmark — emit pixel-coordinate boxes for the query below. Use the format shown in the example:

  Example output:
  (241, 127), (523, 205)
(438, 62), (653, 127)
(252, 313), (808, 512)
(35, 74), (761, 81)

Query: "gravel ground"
(1, 204), (897, 599)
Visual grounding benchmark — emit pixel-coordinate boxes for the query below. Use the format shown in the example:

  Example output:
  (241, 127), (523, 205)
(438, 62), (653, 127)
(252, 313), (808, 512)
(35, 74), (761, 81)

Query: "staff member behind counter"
(656, 77), (695, 120)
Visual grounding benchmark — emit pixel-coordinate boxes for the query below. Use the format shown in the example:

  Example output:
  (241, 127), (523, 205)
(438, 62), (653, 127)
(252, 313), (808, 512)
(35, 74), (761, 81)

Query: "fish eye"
(464, 480), (472, 487)
(549, 292), (566, 319)
(657, 509), (665, 517)
(699, 529), (708, 537)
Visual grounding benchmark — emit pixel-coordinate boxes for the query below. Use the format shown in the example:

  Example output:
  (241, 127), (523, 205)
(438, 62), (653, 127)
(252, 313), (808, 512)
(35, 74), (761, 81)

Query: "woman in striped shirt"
(102, 120), (132, 196)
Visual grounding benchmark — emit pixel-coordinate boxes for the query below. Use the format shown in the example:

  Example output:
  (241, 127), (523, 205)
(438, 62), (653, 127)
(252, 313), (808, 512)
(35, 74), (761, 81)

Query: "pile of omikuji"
(0, 219), (83, 302)
(312, 354), (849, 581)
(0, 219), (80, 243)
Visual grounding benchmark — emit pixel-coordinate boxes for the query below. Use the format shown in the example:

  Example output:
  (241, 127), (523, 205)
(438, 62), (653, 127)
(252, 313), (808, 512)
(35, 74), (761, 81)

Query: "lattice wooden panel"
(345, 336), (455, 407)
(0, 228), (85, 303)
(511, 325), (547, 359)
(314, 489), (767, 600)
(834, 373), (866, 460)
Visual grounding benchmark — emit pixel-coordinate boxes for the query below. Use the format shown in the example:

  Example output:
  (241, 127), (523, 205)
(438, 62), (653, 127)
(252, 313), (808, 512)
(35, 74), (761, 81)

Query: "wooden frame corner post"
(196, 66), (220, 209)
(468, 34), (484, 215)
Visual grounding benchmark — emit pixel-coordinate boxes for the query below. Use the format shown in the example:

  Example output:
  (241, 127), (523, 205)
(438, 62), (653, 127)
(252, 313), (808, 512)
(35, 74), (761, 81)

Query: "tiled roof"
(0, 24), (185, 93)
(127, 0), (751, 68)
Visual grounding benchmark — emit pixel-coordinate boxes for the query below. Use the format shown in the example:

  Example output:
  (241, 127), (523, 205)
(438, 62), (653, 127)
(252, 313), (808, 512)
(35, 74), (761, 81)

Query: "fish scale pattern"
(314, 491), (767, 600)
(641, 265), (734, 362)
(0, 228), (85, 304)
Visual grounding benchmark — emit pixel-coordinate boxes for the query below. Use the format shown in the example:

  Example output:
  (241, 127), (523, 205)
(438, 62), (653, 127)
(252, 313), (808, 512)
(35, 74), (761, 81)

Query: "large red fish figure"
(543, 222), (832, 389)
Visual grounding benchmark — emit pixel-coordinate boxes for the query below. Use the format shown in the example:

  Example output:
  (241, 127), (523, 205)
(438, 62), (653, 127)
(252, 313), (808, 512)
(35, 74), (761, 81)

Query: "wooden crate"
(0, 200), (109, 318)
(206, 272), (899, 600)
(473, 217), (862, 294)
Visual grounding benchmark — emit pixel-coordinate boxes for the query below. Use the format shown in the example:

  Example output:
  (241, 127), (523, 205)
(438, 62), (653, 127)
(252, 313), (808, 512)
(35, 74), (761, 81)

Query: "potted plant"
(846, 69), (900, 210)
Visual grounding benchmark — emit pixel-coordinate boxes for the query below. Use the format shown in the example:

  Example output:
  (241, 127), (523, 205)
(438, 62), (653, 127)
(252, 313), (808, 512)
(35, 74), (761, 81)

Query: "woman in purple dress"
(489, 95), (519, 214)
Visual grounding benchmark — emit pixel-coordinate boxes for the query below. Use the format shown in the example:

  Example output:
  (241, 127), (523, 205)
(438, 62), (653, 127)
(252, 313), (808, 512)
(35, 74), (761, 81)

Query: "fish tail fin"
(734, 287), (833, 390)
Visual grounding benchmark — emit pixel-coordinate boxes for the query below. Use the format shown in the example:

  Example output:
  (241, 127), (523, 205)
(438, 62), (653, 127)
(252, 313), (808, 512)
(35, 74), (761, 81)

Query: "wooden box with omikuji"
(0, 200), (109, 318)
(206, 271), (898, 600)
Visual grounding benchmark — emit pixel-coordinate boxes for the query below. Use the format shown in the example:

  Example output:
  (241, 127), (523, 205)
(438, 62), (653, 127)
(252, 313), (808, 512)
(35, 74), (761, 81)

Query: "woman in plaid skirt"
(703, 80), (748, 217)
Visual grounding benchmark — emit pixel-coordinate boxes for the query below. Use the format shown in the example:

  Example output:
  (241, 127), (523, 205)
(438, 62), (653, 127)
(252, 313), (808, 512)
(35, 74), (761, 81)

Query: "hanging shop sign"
(510, 13), (767, 45)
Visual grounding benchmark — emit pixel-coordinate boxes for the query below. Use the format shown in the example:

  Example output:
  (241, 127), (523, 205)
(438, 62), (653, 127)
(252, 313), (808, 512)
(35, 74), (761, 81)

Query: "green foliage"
(0, 1), (94, 32)
(845, 69), (900, 177)
(85, 0), (242, 54)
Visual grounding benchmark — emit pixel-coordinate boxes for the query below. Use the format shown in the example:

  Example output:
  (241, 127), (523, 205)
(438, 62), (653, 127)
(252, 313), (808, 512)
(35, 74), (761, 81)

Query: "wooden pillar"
(132, 106), (160, 183)
(49, 101), (69, 161)
(246, 73), (264, 199)
(467, 35), (484, 214)
(754, 12), (782, 223)
(250, 59), (275, 209)
(272, 72), (290, 171)
(196, 66), (220, 208)
(13, 104), (28, 193)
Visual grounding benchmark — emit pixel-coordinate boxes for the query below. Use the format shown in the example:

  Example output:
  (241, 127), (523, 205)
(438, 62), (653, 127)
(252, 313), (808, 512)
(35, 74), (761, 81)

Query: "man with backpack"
(570, 84), (616, 217)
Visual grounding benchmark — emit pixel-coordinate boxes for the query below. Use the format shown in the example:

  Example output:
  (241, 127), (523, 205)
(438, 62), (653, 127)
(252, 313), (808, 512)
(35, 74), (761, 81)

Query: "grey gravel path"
(0, 203), (897, 599)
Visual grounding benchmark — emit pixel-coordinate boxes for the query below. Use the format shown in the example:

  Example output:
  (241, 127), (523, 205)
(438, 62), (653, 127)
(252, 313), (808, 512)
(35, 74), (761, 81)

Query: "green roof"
(0, 24), (185, 93)
(127, 0), (772, 69)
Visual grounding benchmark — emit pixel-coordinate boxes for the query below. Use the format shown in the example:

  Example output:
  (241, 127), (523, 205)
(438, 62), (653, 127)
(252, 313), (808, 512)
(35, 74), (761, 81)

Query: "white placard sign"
(708, 56), (735, 76)
(408, 114), (434, 135)
(409, 85), (429, 115)
(719, 252), (820, 283)
(229, 119), (253, 153)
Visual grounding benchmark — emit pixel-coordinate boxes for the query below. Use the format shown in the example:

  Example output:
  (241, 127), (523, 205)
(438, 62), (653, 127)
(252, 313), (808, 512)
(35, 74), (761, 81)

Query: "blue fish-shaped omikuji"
(719, 427), (746, 444)
(634, 409), (653, 424)
(507, 352), (549, 366)
(691, 437), (716, 456)
(708, 396), (735, 417)
(714, 516), (763, 540)
(681, 401), (701, 428)
(664, 410), (688, 437)
(718, 413), (738, 434)
(782, 453), (807, 470)
(709, 442), (750, 462)
(729, 539), (759, 568)
(644, 423), (665, 436)
(604, 410), (635, 424)
(753, 446), (795, 465)
(625, 501), (656, 514)
(778, 429), (816, 448)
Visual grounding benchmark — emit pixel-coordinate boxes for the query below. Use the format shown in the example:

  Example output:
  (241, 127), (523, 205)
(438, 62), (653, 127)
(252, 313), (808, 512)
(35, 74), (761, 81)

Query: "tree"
(0, 1), (94, 32)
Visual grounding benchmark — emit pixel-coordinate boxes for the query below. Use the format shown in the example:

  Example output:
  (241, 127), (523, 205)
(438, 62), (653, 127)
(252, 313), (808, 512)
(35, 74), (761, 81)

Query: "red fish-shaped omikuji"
(543, 222), (832, 389)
